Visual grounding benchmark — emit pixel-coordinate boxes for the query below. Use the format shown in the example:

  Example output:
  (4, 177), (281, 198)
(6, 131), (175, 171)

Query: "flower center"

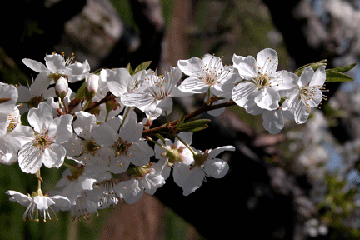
(84, 139), (100, 155)
(112, 137), (133, 157)
(33, 132), (53, 152)
(7, 110), (20, 132)
(299, 86), (319, 112)
(191, 150), (209, 169)
(253, 73), (271, 88)
(203, 72), (217, 86)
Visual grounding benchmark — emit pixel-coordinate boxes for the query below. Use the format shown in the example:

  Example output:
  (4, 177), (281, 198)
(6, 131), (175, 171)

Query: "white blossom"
(18, 102), (73, 173)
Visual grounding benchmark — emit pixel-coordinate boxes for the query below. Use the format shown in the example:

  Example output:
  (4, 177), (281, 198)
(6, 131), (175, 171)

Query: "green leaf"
(126, 62), (133, 75)
(328, 62), (357, 73)
(134, 61), (151, 74)
(176, 113), (185, 128)
(325, 70), (354, 82)
(294, 59), (327, 77)
(20, 112), (30, 127)
(75, 81), (87, 100)
(177, 119), (211, 132)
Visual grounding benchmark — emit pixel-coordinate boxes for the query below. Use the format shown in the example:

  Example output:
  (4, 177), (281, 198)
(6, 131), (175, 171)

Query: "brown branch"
(142, 101), (237, 137)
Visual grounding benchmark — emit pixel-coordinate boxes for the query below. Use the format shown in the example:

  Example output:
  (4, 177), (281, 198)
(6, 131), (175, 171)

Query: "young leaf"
(20, 112), (30, 127)
(75, 81), (87, 100)
(328, 62), (357, 73)
(134, 61), (151, 74)
(176, 113), (185, 128)
(325, 70), (354, 82)
(126, 62), (133, 75)
(177, 119), (211, 132)
(294, 59), (327, 77)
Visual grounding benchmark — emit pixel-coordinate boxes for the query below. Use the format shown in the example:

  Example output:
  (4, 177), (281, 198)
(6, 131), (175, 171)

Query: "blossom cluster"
(1, 48), (326, 222)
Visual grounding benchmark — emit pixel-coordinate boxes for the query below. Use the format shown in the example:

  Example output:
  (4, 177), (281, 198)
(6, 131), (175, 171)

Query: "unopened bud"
(55, 77), (68, 98)
(85, 73), (99, 96)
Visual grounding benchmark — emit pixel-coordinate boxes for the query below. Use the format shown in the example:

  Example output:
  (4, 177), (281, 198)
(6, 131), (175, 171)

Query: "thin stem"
(146, 136), (169, 152)
(36, 169), (42, 192)
(165, 111), (170, 127)
(62, 162), (73, 168)
(175, 134), (196, 155)
(118, 107), (131, 133)
(206, 88), (211, 105)
(61, 97), (68, 113)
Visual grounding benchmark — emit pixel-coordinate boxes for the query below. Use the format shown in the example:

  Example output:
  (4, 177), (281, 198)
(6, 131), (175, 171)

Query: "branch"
(142, 101), (236, 137)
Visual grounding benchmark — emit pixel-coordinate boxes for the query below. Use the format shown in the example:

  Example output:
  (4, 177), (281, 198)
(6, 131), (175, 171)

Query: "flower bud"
(55, 77), (68, 98)
(85, 73), (99, 96)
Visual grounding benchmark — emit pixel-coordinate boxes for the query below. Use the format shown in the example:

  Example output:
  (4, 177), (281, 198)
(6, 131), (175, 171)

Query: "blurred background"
(1, 0), (360, 239)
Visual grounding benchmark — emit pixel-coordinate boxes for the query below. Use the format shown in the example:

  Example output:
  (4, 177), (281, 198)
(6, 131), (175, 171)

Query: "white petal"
(106, 68), (133, 97)
(177, 57), (203, 77)
(298, 67), (314, 88)
(281, 89), (299, 111)
(232, 81), (257, 107)
(257, 48), (278, 75)
(6, 191), (31, 207)
(294, 101), (310, 124)
(116, 179), (143, 204)
(30, 72), (51, 96)
(120, 115), (143, 143)
(44, 54), (66, 73)
(208, 146), (235, 159)
(232, 54), (257, 79)
(18, 142), (43, 174)
(175, 132), (193, 146)
(0, 83), (18, 114)
(73, 111), (97, 137)
(121, 92), (153, 108)
(27, 102), (53, 133)
(50, 196), (71, 211)
(309, 66), (326, 87)
(128, 141), (154, 166)
(178, 77), (209, 93)
(41, 143), (66, 168)
(22, 58), (48, 73)
(254, 87), (280, 111)
(69, 60), (90, 82)
(204, 158), (229, 178)
(34, 196), (55, 210)
(48, 114), (73, 143)
(262, 109), (284, 134)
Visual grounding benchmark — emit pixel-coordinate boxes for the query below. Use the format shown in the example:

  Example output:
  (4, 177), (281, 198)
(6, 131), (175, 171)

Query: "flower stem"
(175, 134), (196, 155)
(36, 169), (42, 193)
(118, 107), (131, 133)
(206, 88), (211, 105)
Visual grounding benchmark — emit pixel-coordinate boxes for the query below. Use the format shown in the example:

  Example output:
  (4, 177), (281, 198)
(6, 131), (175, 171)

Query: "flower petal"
(18, 142), (43, 174)
(30, 72), (51, 96)
(44, 54), (66, 73)
(254, 87), (280, 111)
(204, 158), (229, 178)
(232, 81), (257, 107)
(262, 109), (284, 134)
(22, 58), (48, 73)
(178, 76), (209, 93)
(257, 48), (278, 75)
(309, 66), (326, 87)
(6, 190), (31, 207)
(27, 102), (53, 133)
(232, 54), (257, 79)
(48, 114), (73, 143)
(298, 67), (314, 88)
(41, 143), (66, 168)
(177, 57), (203, 77)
